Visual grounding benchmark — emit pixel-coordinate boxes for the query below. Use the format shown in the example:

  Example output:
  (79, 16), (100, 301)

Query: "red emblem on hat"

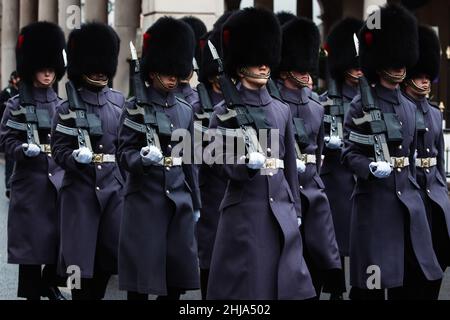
(365, 32), (373, 47)
(17, 35), (25, 49)
(143, 32), (151, 52)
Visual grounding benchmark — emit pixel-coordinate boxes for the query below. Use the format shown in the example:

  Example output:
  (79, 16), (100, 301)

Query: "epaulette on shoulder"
(175, 96), (191, 108)
(309, 91), (322, 105)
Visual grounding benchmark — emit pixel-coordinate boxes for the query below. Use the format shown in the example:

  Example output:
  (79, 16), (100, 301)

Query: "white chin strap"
(83, 74), (109, 88)
(239, 67), (271, 80)
(288, 71), (310, 88)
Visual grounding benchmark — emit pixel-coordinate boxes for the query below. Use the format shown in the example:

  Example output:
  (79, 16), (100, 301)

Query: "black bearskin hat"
(276, 11), (296, 26)
(213, 11), (235, 30)
(141, 17), (195, 80)
(408, 25), (441, 81)
(180, 16), (207, 65)
(221, 8), (281, 78)
(325, 18), (364, 81)
(278, 17), (320, 74)
(359, 3), (419, 82)
(67, 22), (120, 82)
(16, 22), (66, 83)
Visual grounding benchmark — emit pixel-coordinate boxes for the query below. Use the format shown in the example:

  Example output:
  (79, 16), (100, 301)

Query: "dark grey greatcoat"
(117, 86), (201, 296)
(342, 84), (443, 289)
(207, 84), (316, 300)
(51, 86), (125, 278)
(0, 87), (64, 265)
(279, 85), (341, 271)
(406, 95), (450, 270)
(320, 83), (358, 257)
(195, 89), (226, 271)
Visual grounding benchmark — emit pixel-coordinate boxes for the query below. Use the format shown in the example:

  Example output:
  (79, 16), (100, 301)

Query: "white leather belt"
(299, 154), (317, 164)
(264, 158), (285, 170)
(390, 157), (410, 168)
(159, 157), (183, 167)
(416, 157), (437, 168)
(93, 154), (116, 164)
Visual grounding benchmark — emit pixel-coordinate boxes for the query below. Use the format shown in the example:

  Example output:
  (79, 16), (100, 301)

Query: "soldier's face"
(413, 75), (431, 90)
(34, 69), (56, 88)
(150, 73), (178, 92)
(88, 73), (108, 82)
(239, 65), (271, 89)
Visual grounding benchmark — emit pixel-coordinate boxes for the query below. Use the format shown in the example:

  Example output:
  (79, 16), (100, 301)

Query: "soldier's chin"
(248, 77), (269, 87)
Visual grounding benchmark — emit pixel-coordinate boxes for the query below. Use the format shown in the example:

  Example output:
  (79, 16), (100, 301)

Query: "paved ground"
(0, 158), (448, 300)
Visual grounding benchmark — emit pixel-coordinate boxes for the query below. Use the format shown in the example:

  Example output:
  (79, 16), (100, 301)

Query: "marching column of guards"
(0, 4), (449, 300)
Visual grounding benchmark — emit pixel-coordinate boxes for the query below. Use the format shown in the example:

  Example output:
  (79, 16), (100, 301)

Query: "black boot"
(42, 287), (66, 300)
(330, 293), (344, 301)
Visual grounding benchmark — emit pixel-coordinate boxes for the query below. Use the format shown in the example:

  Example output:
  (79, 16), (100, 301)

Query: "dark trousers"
(200, 269), (209, 300)
(71, 272), (111, 300)
(127, 287), (183, 301)
(18, 264), (58, 300)
(301, 194), (346, 299)
(350, 215), (442, 301)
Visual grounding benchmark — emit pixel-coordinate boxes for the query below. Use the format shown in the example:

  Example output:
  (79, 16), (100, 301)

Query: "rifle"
(63, 81), (94, 151)
(323, 76), (345, 140)
(207, 40), (268, 156)
(349, 76), (403, 163)
(7, 83), (52, 153)
(122, 42), (172, 151)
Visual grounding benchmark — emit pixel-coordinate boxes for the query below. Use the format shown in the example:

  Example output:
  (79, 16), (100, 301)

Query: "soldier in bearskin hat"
(117, 17), (201, 300)
(51, 22), (125, 300)
(274, 16), (343, 299)
(320, 17), (364, 298)
(0, 22), (66, 300)
(173, 16), (207, 105)
(194, 11), (233, 300)
(206, 8), (316, 300)
(342, 4), (443, 299)
(402, 25), (450, 298)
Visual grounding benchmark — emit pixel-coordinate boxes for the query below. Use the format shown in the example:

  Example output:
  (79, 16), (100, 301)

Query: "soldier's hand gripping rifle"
(323, 76), (345, 140)
(349, 76), (403, 164)
(122, 42), (172, 151)
(207, 40), (268, 157)
(7, 83), (52, 153)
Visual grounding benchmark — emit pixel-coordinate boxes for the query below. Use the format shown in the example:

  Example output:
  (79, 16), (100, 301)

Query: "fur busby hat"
(407, 25), (441, 81)
(278, 17), (320, 74)
(141, 17), (195, 80)
(325, 18), (364, 81)
(67, 22), (120, 82)
(16, 22), (66, 83)
(213, 11), (235, 30)
(180, 16), (207, 64)
(359, 3), (419, 82)
(276, 11), (296, 26)
(222, 8), (281, 78)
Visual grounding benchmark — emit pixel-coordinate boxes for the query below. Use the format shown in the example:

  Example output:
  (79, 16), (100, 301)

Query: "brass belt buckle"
(395, 158), (405, 168)
(93, 154), (103, 164)
(164, 157), (173, 167)
(265, 158), (276, 169)
(421, 158), (430, 168)
(42, 144), (51, 154)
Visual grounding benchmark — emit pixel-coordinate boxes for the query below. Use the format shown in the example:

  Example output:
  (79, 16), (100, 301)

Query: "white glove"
(22, 143), (41, 158)
(247, 152), (266, 170)
(297, 217), (302, 227)
(193, 210), (201, 223)
(72, 147), (93, 164)
(296, 159), (306, 173)
(369, 161), (392, 179)
(141, 146), (164, 166)
(325, 136), (343, 150)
